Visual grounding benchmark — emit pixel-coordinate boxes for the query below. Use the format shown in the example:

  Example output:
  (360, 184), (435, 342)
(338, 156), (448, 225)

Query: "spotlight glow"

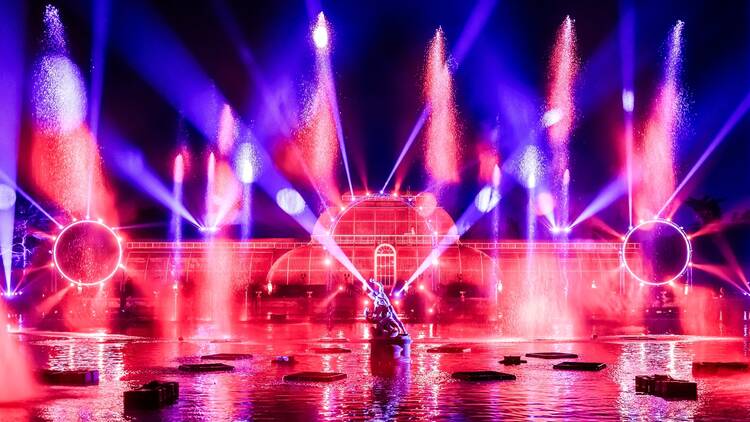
(536, 192), (555, 216)
(275, 188), (305, 216)
(312, 12), (329, 50)
(474, 186), (501, 213)
(0, 185), (16, 210)
(542, 108), (563, 127)
(622, 89), (634, 112)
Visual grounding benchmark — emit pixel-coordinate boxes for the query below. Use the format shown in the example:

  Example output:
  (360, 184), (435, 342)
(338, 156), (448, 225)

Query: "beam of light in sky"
(0, 1), (25, 293)
(314, 13), (355, 197)
(108, 0), (321, 235)
(100, 127), (200, 228)
(382, 108), (429, 192)
(110, 0), (221, 139)
(382, 0), (497, 191)
(656, 89), (750, 218)
(568, 176), (627, 229)
(619, 7), (635, 228)
(210, 1), (294, 135)
(0, 171), (62, 228)
(398, 187), (500, 294)
(86, 0), (111, 219)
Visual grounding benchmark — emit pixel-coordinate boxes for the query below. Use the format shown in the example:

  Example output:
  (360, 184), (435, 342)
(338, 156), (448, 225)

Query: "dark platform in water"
(178, 363), (234, 372)
(38, 369), (99, 385)
(427, 345), (471, 353)
(499, 356), (527, 365)
(452, 371), (516, 381)
(269, 313), (288, 322)
(621, 336), (659, 341)
(692, 361), (750, 375)
(526, 352), (579, 359)
(312, 347), (352, 354)
(283, 371), (347, 382)
(635, 374), (697, 400)
(200, 353), (253, 361)
(553, 361), (606, 371)
(124, 381), (179, 409)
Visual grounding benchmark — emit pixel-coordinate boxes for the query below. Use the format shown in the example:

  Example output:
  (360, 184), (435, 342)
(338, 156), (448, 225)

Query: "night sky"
(15, 0), (750, 240)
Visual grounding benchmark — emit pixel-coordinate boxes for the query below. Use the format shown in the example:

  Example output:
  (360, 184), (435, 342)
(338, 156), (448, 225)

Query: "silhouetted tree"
(685, 196), (722, 225)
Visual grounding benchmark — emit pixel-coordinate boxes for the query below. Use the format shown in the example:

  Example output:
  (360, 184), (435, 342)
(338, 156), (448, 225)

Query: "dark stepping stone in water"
(178, 363), (234, 372)
(124, 381), (179, 409)
(499, 355), (527, 365)
(654, 377), (697, 400)
(200, 353), (253, 361)
(272, 355), (296, 365)
(526, 352), (578, 359)
(38, 369), (99, 386)
(635, 375), (657, 394)
(553, 361), (607, 371)
(692, 361), (750, 375)
(452, 371), (516, 381)
(283, 372), (347, 382)
(427, 345), (471, 353)
(312, 347), (351, 354)
(635, 374), (697, 400)
(317, 337), (351, 343)
(269, 313), (287, 322)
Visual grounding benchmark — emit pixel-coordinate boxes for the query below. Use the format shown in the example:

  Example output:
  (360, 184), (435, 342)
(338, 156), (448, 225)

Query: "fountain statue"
(364, 279), (411, 358)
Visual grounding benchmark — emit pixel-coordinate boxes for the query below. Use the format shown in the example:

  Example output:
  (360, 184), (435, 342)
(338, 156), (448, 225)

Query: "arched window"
(374, 244), (397, 286)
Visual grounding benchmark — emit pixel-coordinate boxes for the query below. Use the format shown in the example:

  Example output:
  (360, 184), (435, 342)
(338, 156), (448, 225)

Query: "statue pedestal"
(370, 334), (412, 360)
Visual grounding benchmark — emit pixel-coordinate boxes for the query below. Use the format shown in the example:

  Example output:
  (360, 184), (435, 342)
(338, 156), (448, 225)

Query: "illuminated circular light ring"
(620, 218), (692, 286)
(52, 219), (123, 287)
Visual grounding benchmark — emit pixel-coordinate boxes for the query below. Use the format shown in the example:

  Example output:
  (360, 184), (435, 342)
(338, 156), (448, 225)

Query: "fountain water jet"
(636, 21), (685, 219)
(547, 16), (578, 223)
(424, 28), (460, 184)
(168, 153), (184, 324)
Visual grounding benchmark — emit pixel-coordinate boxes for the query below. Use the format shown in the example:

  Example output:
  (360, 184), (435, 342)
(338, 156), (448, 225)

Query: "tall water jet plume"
(424, 28), (460, 184)
(30, 5), (115, 220)
(546, 16), (578, 226)
(636, 21), (685, 219)
(297, 45), (340, 202)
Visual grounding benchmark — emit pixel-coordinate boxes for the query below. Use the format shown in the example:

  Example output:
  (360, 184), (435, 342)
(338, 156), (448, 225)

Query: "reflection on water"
(3, 323), (750, 421)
